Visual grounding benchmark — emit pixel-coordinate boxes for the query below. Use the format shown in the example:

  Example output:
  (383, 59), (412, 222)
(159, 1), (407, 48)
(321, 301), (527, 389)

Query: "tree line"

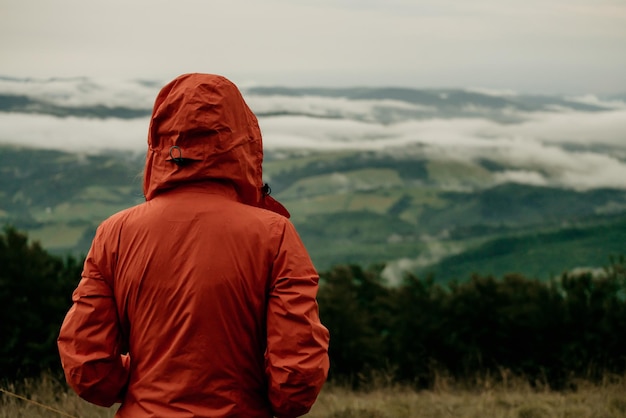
(317, 261), (626, 389)
(2, 225), (625, 390)
(0, 226), (81, 381)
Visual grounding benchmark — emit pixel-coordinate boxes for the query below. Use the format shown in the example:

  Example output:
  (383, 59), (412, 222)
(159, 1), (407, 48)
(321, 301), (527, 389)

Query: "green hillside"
(0, 145), (144, 254)
(419, 215), (626, 282)
(1, 144), (624, 281)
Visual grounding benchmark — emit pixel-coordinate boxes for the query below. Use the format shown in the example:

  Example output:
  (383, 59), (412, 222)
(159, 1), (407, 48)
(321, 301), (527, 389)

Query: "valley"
(2, 144), (624, 283)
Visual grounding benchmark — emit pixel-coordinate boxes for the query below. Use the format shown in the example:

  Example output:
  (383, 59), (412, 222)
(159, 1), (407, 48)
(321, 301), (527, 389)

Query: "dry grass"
(0, 375), (113, 418)
(2, 374), (626, 418)
(307, 381), (626, 418)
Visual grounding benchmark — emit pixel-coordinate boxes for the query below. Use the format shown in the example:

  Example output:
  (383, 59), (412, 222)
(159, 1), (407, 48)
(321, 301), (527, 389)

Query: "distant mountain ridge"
(247, 85), (615, 112)
(1, 76), (622, 122)
(0, 93), (151, 119)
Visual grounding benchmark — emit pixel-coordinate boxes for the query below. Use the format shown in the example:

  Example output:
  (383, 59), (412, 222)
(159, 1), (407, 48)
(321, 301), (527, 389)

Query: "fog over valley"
(1, 76), (625, 191)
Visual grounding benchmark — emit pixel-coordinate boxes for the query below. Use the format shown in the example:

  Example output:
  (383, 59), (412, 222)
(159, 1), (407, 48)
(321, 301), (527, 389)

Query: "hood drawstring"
(169, 146), (191, 166)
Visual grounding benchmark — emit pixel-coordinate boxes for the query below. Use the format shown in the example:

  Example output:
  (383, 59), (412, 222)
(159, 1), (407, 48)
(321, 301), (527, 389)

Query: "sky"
(1, 0), (625, 95)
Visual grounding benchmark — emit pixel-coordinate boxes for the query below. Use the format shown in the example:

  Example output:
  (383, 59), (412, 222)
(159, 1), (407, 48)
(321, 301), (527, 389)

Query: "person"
(57, 73), (330, 418)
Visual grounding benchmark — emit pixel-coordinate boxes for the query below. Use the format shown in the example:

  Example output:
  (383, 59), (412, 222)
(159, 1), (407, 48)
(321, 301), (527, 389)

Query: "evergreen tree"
(0, 226), (82, 380)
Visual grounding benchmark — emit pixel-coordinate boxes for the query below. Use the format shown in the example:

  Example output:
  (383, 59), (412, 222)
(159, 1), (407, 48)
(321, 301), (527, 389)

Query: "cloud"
(481, 140), (626, 190)
(381, 240), (464, 286)
(481, 110), (626, 147)
(0, 113), (148, 153)
(566, 95), (626, 110)
(247, 94), (435, 121)
(257, 108), (626, 190)
(0, 77), (159, 109)
(493, 170), (548, 187)
(2, 87), (626, 191)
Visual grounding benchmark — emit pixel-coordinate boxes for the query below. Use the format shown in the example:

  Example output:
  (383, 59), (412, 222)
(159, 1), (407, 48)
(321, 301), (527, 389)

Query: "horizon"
(2, 73), (626, 99)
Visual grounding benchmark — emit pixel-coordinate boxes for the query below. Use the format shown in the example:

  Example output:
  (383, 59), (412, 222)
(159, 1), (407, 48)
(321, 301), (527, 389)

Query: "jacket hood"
(143, 73), (289, 217)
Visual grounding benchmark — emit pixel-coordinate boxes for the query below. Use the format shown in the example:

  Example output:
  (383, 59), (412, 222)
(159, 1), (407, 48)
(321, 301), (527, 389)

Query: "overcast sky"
(1, 0), (625, 94)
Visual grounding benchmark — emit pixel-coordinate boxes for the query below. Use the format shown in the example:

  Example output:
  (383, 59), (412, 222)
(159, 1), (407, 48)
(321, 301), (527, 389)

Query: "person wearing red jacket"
(57, 73), (330, 417)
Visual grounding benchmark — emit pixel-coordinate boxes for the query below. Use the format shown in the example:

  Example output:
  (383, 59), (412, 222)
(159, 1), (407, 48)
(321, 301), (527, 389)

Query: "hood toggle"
(168, 146), (193, 167)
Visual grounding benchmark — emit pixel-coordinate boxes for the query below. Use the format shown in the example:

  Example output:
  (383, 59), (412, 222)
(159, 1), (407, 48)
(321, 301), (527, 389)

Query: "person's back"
(58, 73), (330, 418)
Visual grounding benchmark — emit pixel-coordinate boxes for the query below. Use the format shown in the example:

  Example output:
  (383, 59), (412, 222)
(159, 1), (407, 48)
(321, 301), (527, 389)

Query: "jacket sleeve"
(265, 219), (330, 418)
(57, 224), (130, 407)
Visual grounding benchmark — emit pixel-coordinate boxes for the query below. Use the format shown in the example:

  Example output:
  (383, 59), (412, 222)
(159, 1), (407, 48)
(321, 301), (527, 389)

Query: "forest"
(2, 225), (625, 391)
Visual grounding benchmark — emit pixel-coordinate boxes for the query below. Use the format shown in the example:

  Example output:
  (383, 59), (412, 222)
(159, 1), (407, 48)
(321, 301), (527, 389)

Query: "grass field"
(2, 375), (626, 418)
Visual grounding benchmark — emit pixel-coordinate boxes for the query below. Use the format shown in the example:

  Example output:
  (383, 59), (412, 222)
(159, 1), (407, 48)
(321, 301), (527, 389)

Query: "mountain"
(0, 75), (618, 122)
(1, 76), (625, 283)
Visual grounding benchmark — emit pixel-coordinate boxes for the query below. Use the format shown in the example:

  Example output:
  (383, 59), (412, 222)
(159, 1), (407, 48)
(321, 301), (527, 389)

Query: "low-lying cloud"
(0, 77), (159, 109)
(0, 113), (149, 152)
(1, 82), (625, 191)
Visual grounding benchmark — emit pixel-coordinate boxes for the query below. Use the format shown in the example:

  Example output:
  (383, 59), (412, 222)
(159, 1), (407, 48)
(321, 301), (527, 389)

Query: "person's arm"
(57, 225), (130, 407)
(265, 219), (330, 418)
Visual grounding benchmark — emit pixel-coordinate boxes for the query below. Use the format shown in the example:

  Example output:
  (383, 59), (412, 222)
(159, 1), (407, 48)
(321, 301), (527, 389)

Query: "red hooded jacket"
(57, 73), (330, 417)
